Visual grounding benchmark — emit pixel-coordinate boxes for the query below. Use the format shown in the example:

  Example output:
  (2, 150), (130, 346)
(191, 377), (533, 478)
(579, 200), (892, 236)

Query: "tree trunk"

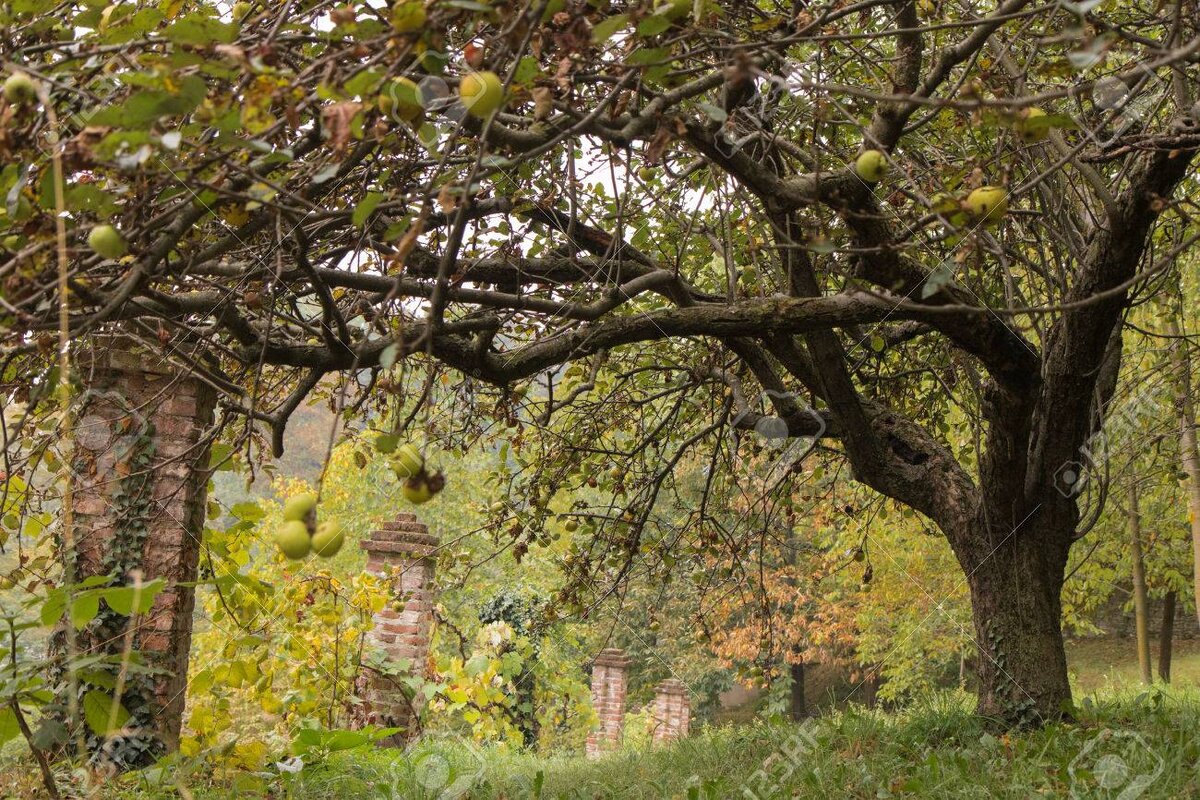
(787, 660), (806, 721)
(1128, 484), (1153, 685)
(1158, 591), (1176, 683)
(1168, 320), (1200, 629)
(963, 530), (1072, 726)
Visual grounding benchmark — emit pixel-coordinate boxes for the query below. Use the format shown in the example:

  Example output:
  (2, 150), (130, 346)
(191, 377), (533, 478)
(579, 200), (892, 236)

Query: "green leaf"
(698, 103), (727, 123)
(39, 590), (66, 627)
(922, 261), (956, 299)
(344, 69), (383, 98)
(512, 56), (540, 86)
(379, 342), (399, 369)
(102, 579), (163, 616)
(163, 13), (238, 46)
(352, 192), (385, 227)
(592, 14), (629, 44)
(82, 690), (131, 736)
(71, 592), (100, 629)
(627, 48), (671, 66)
(638, 14), (673, 36)
(209, 442), (237, 471)
(31, 719), (66, 751)
(0, 707), (19, 746)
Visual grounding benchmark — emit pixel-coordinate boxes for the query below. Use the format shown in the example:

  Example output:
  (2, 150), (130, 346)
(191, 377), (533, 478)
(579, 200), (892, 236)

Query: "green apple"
(311, 520), (345, 557)
(854, 149), (888, 183)
(391, 1), (426, 34)
(459, 71), (505, 119)
(275, 520), (312, 559)
(392, 442), (424, 478)
(232, 1), (253, 21)
(964, 186), (1008, 226)
(3, 72), (36, 104)
(1014, 107), (1049, 144)
(87, 224), (127, 259)
(401, 477), (434, 504)
(378, 77), (423, 122)
(282, 492), (318, 523)
(930, 192), (960, 216)
(563, 519), (579, 532)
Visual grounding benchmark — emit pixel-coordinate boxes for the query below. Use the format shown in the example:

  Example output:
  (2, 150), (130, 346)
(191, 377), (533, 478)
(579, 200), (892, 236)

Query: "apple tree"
(1, 0), (1198, 732)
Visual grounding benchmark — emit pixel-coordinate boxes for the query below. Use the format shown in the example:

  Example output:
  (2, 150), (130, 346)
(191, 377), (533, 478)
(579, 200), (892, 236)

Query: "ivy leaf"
(82, 690), (131, 736)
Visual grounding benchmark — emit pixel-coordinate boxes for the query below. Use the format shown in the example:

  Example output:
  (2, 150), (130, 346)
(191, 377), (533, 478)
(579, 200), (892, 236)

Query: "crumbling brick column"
(652, 679), (691, 744)
(63, 337), (216, 758)
(353, 513), (439, 746)
(585, 648), (630, 758)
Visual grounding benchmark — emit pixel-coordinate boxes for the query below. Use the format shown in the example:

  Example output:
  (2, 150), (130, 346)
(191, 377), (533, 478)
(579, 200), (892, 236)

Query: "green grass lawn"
(1067, 637), (1200, 694)
(17, 637), (1200, 799)
(272, 689), (1200, 799)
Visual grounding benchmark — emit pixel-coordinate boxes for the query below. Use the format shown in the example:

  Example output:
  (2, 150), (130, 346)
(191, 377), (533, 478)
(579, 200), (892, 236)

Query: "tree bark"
(961, 527), (1072, 725)
(1158, 591), (1176, 684)
(1128, 484), (1153, 685)
(787, 660), (806, 721)
(1168, 321), (1200, 629)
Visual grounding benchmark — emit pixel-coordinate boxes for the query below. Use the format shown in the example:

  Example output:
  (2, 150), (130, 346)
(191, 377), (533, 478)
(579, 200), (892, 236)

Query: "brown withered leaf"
(644, 123), (674, 165)
(321, 101), (362, 157)
(532, 87), (554, 122)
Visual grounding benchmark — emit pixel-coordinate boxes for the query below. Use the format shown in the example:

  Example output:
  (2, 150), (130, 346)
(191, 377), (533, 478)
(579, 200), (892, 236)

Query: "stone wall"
(1089, 592), (1199, 639)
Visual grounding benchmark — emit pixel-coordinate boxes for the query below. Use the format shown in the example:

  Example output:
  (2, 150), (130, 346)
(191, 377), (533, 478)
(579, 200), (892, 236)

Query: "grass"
(11, 638), (1199, 798)
(1067, 637), (1200, 693)
(277, 688), (1200, 799)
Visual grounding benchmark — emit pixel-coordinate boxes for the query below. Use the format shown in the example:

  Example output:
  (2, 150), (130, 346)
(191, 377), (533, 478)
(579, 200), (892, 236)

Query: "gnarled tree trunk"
(959, 525), (1072, 724)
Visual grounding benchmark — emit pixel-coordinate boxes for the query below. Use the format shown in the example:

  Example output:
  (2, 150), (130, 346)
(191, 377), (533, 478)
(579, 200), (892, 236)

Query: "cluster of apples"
(392, 443), (446, 505)
(853, 149), (1010, 227)
(274, 493), (345, 560)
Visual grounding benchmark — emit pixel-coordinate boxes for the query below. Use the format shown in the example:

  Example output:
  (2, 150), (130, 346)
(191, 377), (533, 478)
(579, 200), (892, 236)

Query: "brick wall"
(652, 679), (691, 744)
(585, 648), (630, 758)
(66, 338), (216, 753)
(352, 513), (439, 746)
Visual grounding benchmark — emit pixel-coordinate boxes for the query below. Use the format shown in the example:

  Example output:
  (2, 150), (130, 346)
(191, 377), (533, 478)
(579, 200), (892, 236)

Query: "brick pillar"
(652, 679), (691, 744)
(585, 648), (630, 758)
(64, 337), (216, 759)
(353, 513), (439, 746)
